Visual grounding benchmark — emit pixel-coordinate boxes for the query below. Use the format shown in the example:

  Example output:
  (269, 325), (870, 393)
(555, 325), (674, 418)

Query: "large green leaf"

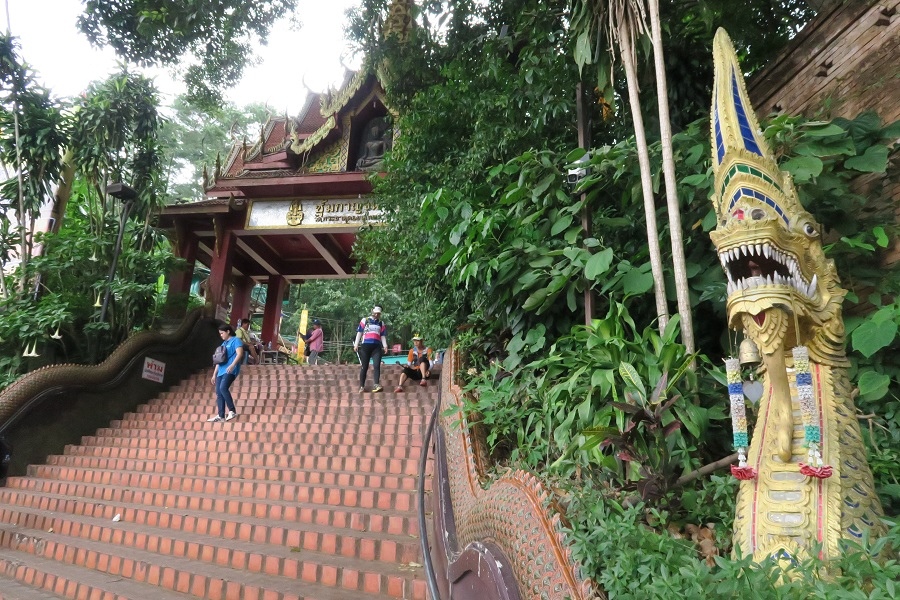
(618, 362), (646, 402)
(857, 370), (890, 401)
(621, 264), (654, 296)
(801, 122), (845, 137)
(782, 155), (823, 182)
(844, 145), (889, 173)
(584, 248), (614, 280)
(574, 30), (592, 73)
(851, 318), (897, 358)
(551, 214), (573, 236)
(522, 287), (549, 311)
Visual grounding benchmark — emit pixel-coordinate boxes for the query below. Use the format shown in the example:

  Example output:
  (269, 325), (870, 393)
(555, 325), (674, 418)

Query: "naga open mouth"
(720, 242), (817, 299)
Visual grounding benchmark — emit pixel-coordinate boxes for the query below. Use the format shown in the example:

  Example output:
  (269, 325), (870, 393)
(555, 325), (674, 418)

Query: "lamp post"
(99, 182), (138, 325)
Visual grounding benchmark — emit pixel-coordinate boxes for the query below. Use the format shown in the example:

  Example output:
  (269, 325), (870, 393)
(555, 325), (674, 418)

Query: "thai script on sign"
(314, 199), (379, 223)
(247, 198), (382, 229)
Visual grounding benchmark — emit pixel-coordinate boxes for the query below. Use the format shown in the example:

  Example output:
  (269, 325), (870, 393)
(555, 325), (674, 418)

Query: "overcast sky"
(3, 0), (363, 112)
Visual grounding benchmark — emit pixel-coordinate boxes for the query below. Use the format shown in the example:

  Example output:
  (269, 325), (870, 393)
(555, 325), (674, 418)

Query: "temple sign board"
(246, 198), (383, 230)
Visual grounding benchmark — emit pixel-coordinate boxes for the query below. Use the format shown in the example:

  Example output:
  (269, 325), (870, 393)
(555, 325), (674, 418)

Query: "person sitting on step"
(394, 335), (433, 392)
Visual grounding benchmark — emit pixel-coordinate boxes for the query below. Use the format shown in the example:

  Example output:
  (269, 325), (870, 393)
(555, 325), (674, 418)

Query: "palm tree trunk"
(48, 151), (76, 234)
(647, 0), (694, 354)
(618, 22), (669, 331)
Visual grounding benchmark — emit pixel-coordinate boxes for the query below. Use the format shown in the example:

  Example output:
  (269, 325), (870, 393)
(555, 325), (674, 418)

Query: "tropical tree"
(0, 34), (71, 294)
(0, 38), (176, 384)
(78, 0), (299, 107)
(159, 96), (273, 201)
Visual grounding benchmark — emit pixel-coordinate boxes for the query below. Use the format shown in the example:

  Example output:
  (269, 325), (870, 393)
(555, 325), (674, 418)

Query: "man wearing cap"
(306, 319), (324, 365)
(353, 306), (389, 392)
(394, 335), (433, 392)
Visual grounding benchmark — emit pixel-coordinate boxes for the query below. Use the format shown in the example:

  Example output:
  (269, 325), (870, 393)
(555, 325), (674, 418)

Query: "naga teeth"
(719, 243), (820, 299)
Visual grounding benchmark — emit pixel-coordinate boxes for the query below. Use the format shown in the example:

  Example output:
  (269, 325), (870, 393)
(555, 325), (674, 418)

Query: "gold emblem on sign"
(286, 200), (304, 226)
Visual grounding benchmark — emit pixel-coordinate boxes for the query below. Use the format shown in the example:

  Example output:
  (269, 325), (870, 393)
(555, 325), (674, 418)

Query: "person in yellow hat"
(394, 335), (433, 392)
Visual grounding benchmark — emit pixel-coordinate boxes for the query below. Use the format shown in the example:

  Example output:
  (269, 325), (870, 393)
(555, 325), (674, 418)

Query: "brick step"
(67, 438), (424, 461)
(163, 377), (427, 386)
(104, 419), (425, 436)
(83, 428), (425, 448)
(0, 529), (423, 600)
(45, 453), (422, 478)
(3, 477), (419, 514)
(166, 379), (419, 392)
(121, 412), (430, 427)
(163, 379), (432, 388)
(0, 502), (423, 567)
(0, 573), (69, 600)
(139, 394), (435, 407)
(26, 464), (428, 495)
(1, 364), (436, 600)
(154, 393), (435, 404)
(0, 486), (421, 539)
(174, 365), (414, 376)
(0, 548), (194, 600)
(53, 446), (419, 472)
(132, 405), (431, 419)
(117, 412), (429, 428)
(166, 382), (419, 393)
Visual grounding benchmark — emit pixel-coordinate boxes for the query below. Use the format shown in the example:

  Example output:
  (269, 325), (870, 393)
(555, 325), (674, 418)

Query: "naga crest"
(709, 29), (845, 364)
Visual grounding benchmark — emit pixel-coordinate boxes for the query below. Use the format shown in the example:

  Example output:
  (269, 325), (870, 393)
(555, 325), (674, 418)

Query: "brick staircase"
(0, 364), (434, 600)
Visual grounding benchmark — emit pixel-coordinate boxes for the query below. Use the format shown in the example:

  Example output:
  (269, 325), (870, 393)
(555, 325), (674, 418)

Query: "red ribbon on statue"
(731, 465), (757, 480)
(799, 463), (833, 479)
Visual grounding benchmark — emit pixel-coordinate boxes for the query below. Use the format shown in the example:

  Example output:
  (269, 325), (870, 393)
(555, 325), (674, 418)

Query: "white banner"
(142, 357), (165, 383)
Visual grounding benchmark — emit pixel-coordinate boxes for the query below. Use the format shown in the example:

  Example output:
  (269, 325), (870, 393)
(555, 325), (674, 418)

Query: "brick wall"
(749, 0), (899, 124)
(748, 0), (900, 264)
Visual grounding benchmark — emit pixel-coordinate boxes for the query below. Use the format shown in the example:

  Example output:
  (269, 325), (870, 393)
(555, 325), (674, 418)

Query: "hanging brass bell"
(739, 337), (761, 367)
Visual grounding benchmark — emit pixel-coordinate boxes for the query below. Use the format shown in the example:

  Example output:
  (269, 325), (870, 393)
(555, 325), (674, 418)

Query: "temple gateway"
(158, 72), (391, 347)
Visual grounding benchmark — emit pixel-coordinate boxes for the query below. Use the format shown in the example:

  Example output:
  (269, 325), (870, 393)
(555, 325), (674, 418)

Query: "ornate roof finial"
(214, 152), (222, 180)
(202, 164), (209, 190)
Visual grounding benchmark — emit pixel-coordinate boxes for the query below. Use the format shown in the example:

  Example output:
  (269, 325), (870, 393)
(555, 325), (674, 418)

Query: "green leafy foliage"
(78, 0), (297, 107)
(460, 302), (727, 498)
(350, 0), (900, 581)
(0, 49), (176, 388)
(159, 96), (272, 202)
(565, 483), (900, 600)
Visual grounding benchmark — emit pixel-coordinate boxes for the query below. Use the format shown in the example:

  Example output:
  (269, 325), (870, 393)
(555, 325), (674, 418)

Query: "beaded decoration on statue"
(726, 357), (756, 480)
(793, 345), (832, 478)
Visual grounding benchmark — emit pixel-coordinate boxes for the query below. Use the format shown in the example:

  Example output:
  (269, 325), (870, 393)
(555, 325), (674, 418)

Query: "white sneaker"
(206, 415), (224, 422)
(225, 411), (236, 421)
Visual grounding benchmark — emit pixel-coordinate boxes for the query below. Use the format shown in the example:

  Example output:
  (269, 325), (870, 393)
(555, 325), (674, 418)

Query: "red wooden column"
(164, 225), (199, 318)
(206, 225), (236, 320)
(260, 275), (288, 347)
(230, 276), (254, 326)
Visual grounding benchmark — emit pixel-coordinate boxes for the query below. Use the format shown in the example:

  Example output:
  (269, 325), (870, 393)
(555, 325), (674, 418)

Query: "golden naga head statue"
(709, 29), (846, 364)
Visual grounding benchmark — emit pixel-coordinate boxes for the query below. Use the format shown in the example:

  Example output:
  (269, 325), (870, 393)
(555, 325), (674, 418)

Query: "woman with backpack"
(208, 324), (244, 422)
